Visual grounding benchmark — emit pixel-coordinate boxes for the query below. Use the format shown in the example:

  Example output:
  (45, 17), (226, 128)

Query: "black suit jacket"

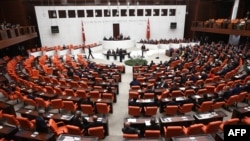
(72, 116), (88, 130)
(87, 121), (103, 128)
(145, 124), (160, 130)
(122, 127), (139, 134)
(35, 116), (48, 133)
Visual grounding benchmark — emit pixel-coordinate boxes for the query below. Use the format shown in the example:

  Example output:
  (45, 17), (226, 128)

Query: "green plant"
(124, 58), (147, 66)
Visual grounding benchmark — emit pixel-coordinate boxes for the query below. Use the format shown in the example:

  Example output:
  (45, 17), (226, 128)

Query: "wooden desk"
(84, 116), (109, 136)
(34, 91), (57, 100)
(172, 134), (215, 141)
(0, 125), (18, 140)
(56, 134), (98, 141)
(0, 101), (16, 116)
(15, 130), (55, 141)
(16, 108), (74, 123)
(231, 106), (250, 119)
(91, 98), (113, 113)
(159, 97), (190, 113)
(57, 95), (82, 104)
(193, 110), (227, 124)
(124, 117), (159, 137)
(159, 115), (195, 134)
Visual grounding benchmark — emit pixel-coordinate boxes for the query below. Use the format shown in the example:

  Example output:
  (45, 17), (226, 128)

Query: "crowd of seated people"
(128, 41), (250, 116)
(139, 38), (199, 45)
(0, 21), (20, 30)
(103, 33), (130, 41)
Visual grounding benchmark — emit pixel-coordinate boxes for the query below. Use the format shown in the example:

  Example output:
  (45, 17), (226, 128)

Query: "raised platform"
(100, 40), (135, 50)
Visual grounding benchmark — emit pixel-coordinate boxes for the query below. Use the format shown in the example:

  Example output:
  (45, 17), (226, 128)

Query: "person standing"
(88, 47), (94, 59)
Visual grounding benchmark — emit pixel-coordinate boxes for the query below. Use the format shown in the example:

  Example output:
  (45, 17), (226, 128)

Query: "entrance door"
(113, 23), (120, 39)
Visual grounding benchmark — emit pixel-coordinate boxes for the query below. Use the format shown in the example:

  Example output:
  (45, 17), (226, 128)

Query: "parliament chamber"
(0, 0), (250, 141)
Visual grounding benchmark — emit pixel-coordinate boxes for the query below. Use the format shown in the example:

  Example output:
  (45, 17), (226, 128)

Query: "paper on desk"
(127, 118), (136, 122)
(145, 120), (151, 126)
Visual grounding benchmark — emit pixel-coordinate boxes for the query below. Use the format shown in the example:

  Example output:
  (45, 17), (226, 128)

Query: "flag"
(82, 20), (86, 43)
(146, 19), (150, 40)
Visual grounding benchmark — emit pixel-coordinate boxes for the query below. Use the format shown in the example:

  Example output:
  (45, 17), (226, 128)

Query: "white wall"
(35, 5), (186, 47)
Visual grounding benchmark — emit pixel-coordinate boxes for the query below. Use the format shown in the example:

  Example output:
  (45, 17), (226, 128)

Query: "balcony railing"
(0, 26), (37, 49)
(191, 19), (250, 36)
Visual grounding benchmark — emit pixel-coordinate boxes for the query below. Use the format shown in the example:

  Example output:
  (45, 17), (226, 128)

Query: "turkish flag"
(146, 19), (150, 40)
(82, 20), (86, 43)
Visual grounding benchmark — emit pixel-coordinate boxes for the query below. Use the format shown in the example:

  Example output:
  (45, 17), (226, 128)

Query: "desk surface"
(193, 111), (227, 120)
(15, 130), (55, 141)
(160, 115), (195, 123)
(57, 134), (98, 141)
(16, 108), (74, 122)
(0, 124), (18, 136)
(172, 134), (215, 141)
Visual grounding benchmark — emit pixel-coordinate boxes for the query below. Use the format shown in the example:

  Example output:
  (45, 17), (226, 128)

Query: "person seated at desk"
(128, 97), (141, 107)
(196, 94), (211, 105)
(72, 111), (89, 132)
(122, 122), (140, 136)
(145, 118), (160, 130)
(169, 83), (179, 93)
(87, 115), (103, 128)
(231, 84), (242, 95)
(221, 86), (233, 100)
(35, 110), (49, 133)
(156, 78), (168, 89)
(130, 78), (140, 87)
(82, 95), (94, 107)
(243, 80), (250, 92)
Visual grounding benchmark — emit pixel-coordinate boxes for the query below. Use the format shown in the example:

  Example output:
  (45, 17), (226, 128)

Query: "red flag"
(146, 19), (150, 40)
(82, 20), (86, 43)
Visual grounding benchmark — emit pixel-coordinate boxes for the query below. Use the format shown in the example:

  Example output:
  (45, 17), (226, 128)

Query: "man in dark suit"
(35, 111), (49, 133)
(122, 122), (140, 135)
(87, 115), (103, 128)
(130, 78), (140, 87)
(222, 86), (233, 100)
(72, 111), (89, 131)
(145, 118), (160, 130)
(88, 47), (94, 59)
(82, 95), (94, 107)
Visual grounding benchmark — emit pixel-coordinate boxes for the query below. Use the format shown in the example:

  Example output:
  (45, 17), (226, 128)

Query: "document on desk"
(127, 118), (136, 122)
(145, 120), (151, 126)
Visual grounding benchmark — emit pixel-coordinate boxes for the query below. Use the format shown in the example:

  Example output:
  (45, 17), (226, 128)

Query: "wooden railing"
(191, 19), (250, 36)
(0, 26), (37, 49)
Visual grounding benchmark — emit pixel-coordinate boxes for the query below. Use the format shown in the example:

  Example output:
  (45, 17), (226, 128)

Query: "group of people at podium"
(105, 48), (130, 62)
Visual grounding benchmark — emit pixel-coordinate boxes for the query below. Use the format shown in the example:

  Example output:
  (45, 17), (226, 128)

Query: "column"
(228, 0), (240, 45)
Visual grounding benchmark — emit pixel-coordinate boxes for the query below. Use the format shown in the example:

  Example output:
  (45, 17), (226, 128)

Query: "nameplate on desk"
(162, 118), (172, 122)
(61, 115), (71, 120)
(47, 113), (54, 118)
(145, 120), (151, 126)
(179, 87), (185, 91)
(67, 96), (72, 99)
(243, 106), (250, 111)
(181, 116), (189, 120)
(0, 126), (3, 129)
(84, 117), (89, 120)
(97, 118), (103, 121)
(40, 92), (44, 95)
(127, 118), (136, 123)
(59, 136), (81, 141)
(97, 99), (101, 102)
(25, 110), (32, 114)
